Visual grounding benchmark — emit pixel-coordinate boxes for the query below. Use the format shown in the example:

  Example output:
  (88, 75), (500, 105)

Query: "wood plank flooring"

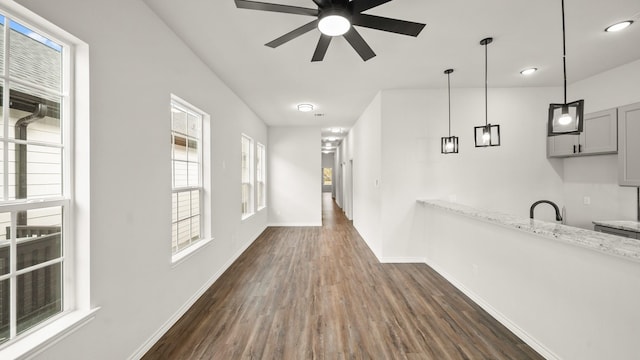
(143, 194), (543, 359)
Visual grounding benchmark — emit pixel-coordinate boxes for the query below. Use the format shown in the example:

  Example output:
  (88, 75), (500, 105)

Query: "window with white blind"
(0, 12), (70, 345)
(256, 143), (266, 210)
(171, 97), (205, 255)
(241, 134), (254, 219)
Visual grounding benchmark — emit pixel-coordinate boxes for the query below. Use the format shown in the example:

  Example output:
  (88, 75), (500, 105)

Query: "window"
(241, 134), (254, 218)
(323, 168), (333, 186)
(256, 143), (266, 210)
(0, 13), (69, 345)
(171, 97), (204, 255)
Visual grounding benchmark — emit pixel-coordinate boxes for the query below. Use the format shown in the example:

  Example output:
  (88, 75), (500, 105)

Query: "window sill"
(241, 213), (255, 221)
(0, 307), (100, 360)
(257, 206), (266, 212)
(171, 237), (214, 267)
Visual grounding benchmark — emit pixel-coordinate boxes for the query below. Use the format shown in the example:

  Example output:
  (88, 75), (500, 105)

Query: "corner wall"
(349, 93), (382, 258)
(268, 126), (322, 226)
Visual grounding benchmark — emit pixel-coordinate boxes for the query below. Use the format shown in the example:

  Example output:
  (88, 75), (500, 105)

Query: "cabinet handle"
(573, 145), (576, 153)
(579, 144), (582, 153)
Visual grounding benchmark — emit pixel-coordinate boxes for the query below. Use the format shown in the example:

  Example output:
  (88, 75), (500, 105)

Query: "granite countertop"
(592, 220), (640, 233)
(417, 199), (640, 262)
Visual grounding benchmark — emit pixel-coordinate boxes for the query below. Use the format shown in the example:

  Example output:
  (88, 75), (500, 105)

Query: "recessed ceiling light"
(605, 20), (633, 32)
(297, 104), (314, 112)
(330, 128), (343, 133)
(520, 68), (538, 76)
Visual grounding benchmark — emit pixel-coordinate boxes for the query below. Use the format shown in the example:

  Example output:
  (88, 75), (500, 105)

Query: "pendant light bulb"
(558, 106), (573, 125)
(445, 140), (454, 151)
(482, 129), (491, 143)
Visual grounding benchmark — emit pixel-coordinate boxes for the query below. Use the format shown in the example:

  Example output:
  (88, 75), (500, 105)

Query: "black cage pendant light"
(441, 69), (459, 154)
(548, 0), (584, 136)
(474, 37), (500, 147)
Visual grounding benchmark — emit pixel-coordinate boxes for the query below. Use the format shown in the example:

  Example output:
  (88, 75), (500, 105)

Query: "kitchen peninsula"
(417, 199), (640, 360)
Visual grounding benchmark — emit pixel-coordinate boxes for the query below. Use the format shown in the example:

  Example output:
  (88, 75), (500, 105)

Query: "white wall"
(13, 0), (268, 359)
(268, 126), (322, 226)
(345, 87), (566, 261)
(349, 93), (382, 258)
(562, 59), (640, 229)
(419, 87), (565, 218)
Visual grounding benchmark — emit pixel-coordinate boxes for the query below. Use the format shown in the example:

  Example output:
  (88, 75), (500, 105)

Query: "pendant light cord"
(562, 0), (567, 104)
(447, 72), (451, 136)
(484, 40), (488, 126)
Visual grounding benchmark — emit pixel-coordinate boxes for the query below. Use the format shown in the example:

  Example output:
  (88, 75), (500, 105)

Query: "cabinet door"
(547, 134), (579, 157)
(581, 108), (618, 155)
(618, 102), (640, 186)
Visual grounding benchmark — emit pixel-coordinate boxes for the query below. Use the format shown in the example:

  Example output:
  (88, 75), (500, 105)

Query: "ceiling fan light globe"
(318, 15), (351, 36)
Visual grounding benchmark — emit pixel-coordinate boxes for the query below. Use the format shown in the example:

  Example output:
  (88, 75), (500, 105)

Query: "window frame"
(256, 142), (266, 211)
(170, 94), (211, 262)
(241, 134), (254, 219)
(0, 6), (80, 352)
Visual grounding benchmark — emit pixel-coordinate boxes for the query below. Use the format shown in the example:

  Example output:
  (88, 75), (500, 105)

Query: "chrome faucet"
(530, 200), (563, 222)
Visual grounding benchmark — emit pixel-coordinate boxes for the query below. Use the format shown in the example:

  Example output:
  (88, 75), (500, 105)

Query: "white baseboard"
(424, 260), (560, 360)
(379, 257), (427, 264)
(267, 222), (322, 227)
(128, 227), (266, 360)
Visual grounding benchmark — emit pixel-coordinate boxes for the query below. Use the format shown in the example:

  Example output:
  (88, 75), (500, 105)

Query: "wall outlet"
(583, 196), (591, 205)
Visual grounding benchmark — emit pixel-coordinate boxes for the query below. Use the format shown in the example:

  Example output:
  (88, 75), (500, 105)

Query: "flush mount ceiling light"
(234, 0), (425, 62)
(318, 10), (351, 36)
(474, 37), (500, 147)
(605, 20), (633, 32)
(441, 69), (459, 154)
(297, 103), (314, 112)
(548, 0), (584, 136)
(330, 128), (343, 133)
(520, 68), (538, 75)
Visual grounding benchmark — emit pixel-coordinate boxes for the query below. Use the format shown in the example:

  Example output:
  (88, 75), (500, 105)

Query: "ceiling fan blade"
(266, 20), (319, 48)
(312, 0), (330, 8)
(235, 0), (319, 16)
(352, 14), (425, 37)
(343, 27), (376, 61)
(311, 34), (332, 62)
(350, 0), (393, 13)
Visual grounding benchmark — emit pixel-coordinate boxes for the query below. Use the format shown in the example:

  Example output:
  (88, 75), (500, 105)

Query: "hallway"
(144, 194), (542, 359)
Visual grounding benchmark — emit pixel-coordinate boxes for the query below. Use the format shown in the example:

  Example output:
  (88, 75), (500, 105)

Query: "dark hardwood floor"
(144, 193), (543, 359)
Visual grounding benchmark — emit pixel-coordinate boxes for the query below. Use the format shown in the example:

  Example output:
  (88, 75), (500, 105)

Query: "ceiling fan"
(234, 0), (426, 62)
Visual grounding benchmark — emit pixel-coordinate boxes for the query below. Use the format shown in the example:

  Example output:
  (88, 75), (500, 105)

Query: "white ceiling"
(144, 0), (640, 131)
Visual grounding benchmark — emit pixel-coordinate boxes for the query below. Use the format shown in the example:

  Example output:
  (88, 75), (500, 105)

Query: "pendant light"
(548, 0), (584, 136)
(441, 69), (459, 154)
(474, 37), (500, 147)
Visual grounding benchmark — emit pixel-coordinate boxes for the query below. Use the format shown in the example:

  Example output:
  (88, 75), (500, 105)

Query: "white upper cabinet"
(547, 108), (618, 158)
(618, 102), (640, 186)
